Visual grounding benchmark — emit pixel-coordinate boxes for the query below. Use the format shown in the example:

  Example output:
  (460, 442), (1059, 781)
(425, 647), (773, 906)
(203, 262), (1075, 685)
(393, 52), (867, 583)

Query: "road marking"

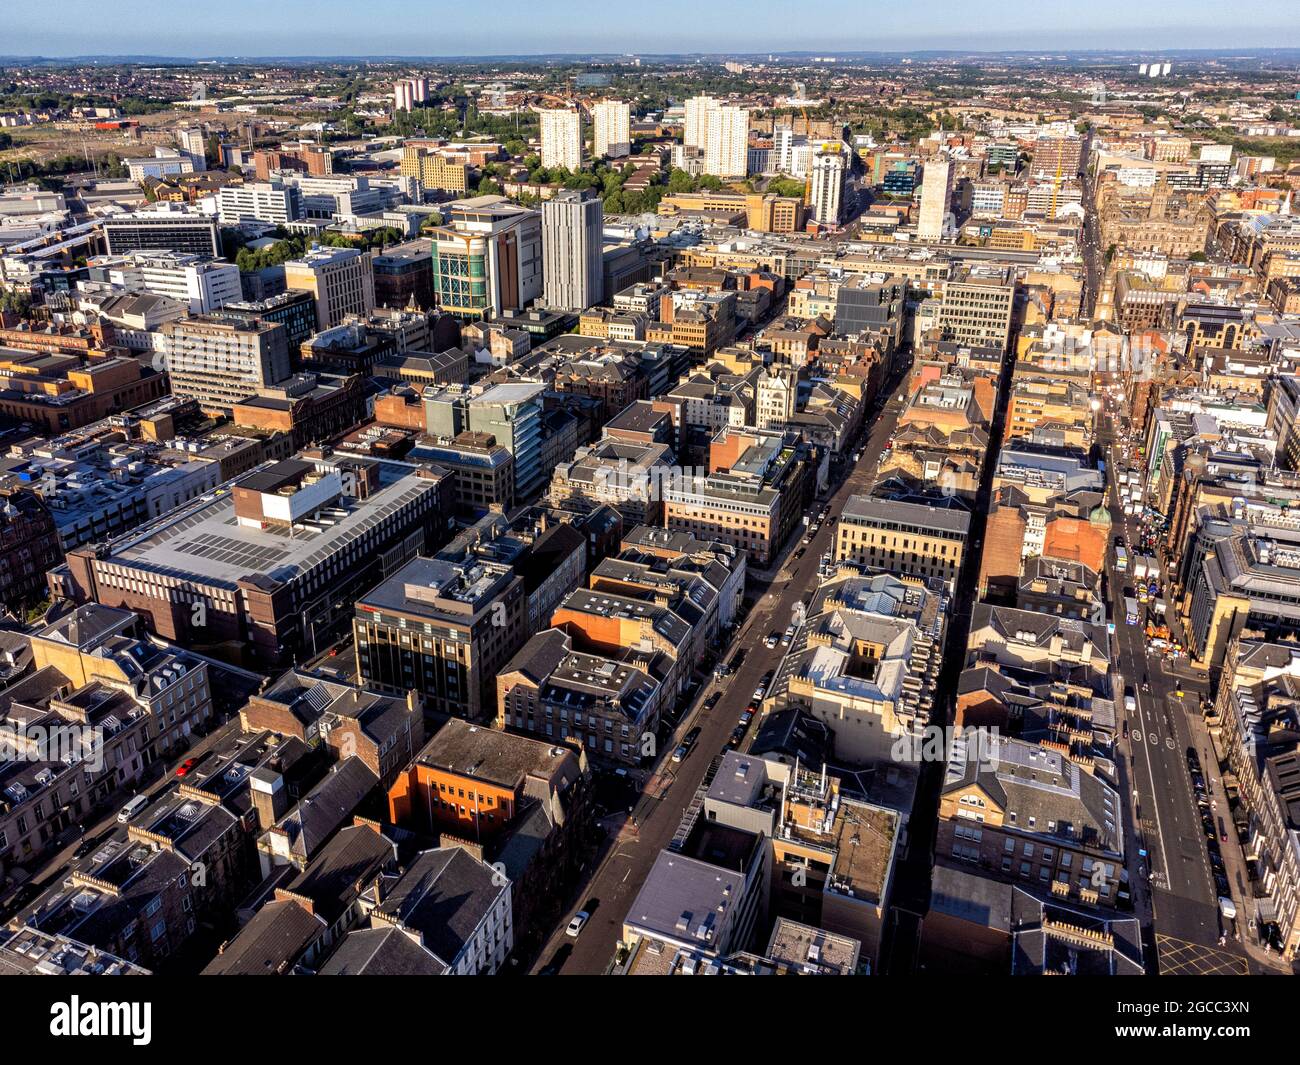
(1131, 630), (1173, 886)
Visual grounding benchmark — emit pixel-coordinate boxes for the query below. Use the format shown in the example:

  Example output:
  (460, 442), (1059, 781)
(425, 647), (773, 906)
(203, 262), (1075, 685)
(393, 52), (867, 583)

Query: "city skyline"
(4, 0), (1300, 58)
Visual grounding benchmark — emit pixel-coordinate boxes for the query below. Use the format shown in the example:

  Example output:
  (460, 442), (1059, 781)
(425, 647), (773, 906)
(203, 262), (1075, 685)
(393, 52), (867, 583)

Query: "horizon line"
(4, 45), (1300, 63)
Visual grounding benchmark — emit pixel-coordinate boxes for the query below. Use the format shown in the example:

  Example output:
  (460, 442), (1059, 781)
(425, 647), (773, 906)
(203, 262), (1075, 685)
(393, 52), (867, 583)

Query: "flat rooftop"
(415, 718), (572, 790)
(103, 456), (441, 589)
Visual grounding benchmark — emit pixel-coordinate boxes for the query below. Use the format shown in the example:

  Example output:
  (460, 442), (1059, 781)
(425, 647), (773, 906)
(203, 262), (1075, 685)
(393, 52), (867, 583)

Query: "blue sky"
(5, 0), (1299, 57)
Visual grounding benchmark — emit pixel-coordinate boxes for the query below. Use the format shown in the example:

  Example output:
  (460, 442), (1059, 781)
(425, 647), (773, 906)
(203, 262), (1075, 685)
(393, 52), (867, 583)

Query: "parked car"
(565, 911), (590, 937)
(72, 835), (100, 860)
(117, 794), (148, 824)
(176, 757), (198, 778)
(765, 633), (779, 649)
(673, 726), (702, 763)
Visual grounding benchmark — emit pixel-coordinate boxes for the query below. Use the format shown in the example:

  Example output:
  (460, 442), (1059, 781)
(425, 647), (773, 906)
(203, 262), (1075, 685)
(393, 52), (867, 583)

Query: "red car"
(176, 758), (198, 778)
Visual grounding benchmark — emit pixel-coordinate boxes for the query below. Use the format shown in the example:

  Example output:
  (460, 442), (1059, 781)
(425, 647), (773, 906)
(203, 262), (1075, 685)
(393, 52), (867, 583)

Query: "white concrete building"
(216, 180), (302, 226)
(85, 252), (242, 314)
(810, 142), (849, 226)
(540, 108), (583, 172)
(592, 99), (632, 159)
(918, 156), (951, 242)
(704, 105), (750, 179)
(684, 95), (718, 151)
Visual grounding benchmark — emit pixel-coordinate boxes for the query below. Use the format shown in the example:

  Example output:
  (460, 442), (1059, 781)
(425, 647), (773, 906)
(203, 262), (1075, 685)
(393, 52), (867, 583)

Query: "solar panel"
(303, 683), (333, 713)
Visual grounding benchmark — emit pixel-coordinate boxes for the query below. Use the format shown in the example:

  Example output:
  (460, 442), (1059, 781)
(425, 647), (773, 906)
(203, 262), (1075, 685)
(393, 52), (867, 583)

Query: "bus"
(1115, 546), (1129, 572)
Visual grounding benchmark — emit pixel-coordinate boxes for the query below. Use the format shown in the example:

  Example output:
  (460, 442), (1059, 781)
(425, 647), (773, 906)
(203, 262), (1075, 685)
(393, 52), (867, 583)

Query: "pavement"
(530, 368), (911, 974)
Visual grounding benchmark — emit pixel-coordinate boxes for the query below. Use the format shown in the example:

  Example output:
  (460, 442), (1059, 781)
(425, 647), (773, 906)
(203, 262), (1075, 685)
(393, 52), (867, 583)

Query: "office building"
(124, 147), (193, 183)
(385, 715), (592, 954)
(540, 108), (583, 172)
(938, 735), (1125, 905)
(428, 196), (542, 321)
(216, 180), (302, 226)
(370, 240), (435, 309)
(217, 289), (319, 353)
(355, 554), (528, 721)
(939, 266), (1016, 352)
(661, 427), (810, 567)
(100, 207), (221, 258)
(242, 670), (424, 790)
(423, 381), (548, 500)
(542, 189), (604, 312)
(834, 494), (970, 585)
(164, 313), (292, 414)
(0, 487), (62, 608)
(53, 453), (453, 666)
(284, 246), (376, 331)
(86, 251), (242, 314)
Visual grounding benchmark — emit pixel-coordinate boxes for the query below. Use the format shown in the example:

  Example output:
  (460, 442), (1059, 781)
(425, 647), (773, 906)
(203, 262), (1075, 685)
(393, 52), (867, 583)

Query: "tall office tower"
(918, 156), (952, 242)
(684, 95), (718, 150)
(592, 99), (632, 159)
(540, 108), (584, 172)
(542, 189), (604, 312)
(810, 142), (849, 225)
(704, 105), (750, 179)
(176, 127), (207, 173)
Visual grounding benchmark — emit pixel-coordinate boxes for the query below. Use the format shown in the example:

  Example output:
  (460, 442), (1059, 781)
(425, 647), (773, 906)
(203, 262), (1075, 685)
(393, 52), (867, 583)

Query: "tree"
(666, 168), (695, 194)
(0, 286), (32, 317)
(767, 177), (806, 199)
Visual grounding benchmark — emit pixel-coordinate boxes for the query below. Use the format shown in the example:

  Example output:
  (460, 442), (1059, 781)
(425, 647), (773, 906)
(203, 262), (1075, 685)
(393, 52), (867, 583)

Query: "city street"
(1099, 414), (1254, 974)
(531, 367), (910, 974)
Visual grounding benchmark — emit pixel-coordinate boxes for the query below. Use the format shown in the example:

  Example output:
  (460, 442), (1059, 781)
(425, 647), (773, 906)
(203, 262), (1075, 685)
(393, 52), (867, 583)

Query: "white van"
(117, 794), (148, 824)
